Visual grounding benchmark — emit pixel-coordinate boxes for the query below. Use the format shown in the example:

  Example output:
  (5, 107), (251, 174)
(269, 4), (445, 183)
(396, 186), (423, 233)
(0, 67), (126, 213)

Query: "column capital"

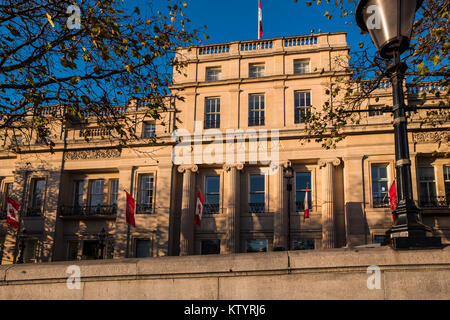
(177, 164), (198, 173)
(269, 160), (291, 174)
(319, 158), (341, 168)
(223, 163), (244, 171)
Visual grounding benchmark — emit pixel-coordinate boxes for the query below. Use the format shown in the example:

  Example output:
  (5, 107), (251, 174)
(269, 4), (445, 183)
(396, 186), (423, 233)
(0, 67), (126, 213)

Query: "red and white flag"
(6, 196), (20, 229)
(125, 191), (136, 227)
(388, 181), (397, 223)
(258, 0), (263, 39)
(195, 189), (204, 227)
(303, 184), (310, 221)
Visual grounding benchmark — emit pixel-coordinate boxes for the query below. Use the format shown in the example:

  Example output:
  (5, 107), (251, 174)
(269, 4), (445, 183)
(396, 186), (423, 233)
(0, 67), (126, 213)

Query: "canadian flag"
(258, 0), (263, 39)
(388, 181), (398, 223)
(195, 189), (204, 227)
(6, 196), (20, 229)
(304, 184), (310, 221)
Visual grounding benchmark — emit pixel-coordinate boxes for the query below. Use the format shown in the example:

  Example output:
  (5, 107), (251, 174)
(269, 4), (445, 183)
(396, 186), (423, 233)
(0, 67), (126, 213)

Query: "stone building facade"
(0, 32), (449, 264)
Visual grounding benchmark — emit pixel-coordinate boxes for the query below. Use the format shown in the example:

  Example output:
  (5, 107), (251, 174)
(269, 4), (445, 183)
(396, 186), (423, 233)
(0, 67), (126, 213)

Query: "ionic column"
(272, 161), (290, 250)
(319, 158), (341, 249)
(223, 163), (243, 253)
(178, 164), (198, 256)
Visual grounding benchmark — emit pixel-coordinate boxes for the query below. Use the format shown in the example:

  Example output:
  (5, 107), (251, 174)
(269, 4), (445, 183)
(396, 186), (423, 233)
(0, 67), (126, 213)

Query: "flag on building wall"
(125, 191), (136, 227)
(258, 0), (263, 39)
(195, 189), (204, 227)
(6, 196), (20, 229)
(303, 184), (310, 221)
(388, 181), (397, 223)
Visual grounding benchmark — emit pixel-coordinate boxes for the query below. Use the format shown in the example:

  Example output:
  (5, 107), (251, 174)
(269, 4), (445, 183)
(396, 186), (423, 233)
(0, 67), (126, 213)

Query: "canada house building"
(0, 32), (449, 264)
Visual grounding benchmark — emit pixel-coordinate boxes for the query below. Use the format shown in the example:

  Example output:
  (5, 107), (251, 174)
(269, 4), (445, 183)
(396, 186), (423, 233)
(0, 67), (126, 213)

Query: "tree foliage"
(0, 0), (203, 151)
(295, 0), (449, 149)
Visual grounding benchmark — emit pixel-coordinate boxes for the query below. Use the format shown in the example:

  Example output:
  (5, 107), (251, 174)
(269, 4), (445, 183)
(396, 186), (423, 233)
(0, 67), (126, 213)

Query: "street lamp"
(283, 165), (294, 251)
(98, 227), (107, 259)
(356, 0), (441, 249)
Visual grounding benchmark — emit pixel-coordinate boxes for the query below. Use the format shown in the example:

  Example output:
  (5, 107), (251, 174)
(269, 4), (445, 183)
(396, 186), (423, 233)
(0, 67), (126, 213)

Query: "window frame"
(205, 66), (221, 81)
(204, 97), (221, 129)
(28, 178), (46, 216)
(200, 239), (221, 255)
(204, 175), (220, 214)
(135, 238), (152, 258)
(137, 174), (154, 214)
(295, 171), (312, 212)
(249, 63), (265, 78)
(248, 173), (266, 213)
(246, 239), (268, 253)
(418, 166), (437, 207)
(371, 164), (390, 208)
(293, 59), (311, 75)
(142, 121), (156, 138)
(294, 91), (312, 124)
(248, 93), (265, 126)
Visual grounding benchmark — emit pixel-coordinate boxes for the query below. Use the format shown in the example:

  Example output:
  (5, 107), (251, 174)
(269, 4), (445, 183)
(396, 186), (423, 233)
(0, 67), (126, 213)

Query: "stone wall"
(0, 246), (449, 300)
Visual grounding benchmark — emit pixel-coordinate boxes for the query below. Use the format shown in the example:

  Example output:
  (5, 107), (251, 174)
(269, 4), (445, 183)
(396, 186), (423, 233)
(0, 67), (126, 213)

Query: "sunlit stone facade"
(0, 32), (448, 264)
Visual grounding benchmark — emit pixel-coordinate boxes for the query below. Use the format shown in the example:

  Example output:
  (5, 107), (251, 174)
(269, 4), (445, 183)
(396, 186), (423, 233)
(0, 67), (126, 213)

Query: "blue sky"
(147, 0), (367, 55)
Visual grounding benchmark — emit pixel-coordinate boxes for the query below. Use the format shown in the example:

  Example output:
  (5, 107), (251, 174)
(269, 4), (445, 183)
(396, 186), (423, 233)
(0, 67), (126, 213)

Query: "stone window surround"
(68, 174), (119, 208)
(25, 174), (49, 218)
(131, 168), (158, 215)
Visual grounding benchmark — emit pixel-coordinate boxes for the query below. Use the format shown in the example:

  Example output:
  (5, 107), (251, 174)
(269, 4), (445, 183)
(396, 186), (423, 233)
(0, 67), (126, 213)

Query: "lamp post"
(98, 227), (107, 259)
(356, 0), (441, 249)
(283, 165), (294, 251)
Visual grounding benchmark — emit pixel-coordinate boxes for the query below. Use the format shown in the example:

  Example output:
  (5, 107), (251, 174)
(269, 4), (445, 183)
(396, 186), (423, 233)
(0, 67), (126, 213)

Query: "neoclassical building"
(0, 32), (449, 264)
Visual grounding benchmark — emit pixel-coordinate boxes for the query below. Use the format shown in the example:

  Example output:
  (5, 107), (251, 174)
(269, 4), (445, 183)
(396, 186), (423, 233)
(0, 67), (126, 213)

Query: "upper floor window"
(249, 174), (265, 213)
(246, 239), (267, 252)
(110, 179), (119, 207)
(294, 91), (311, 123)
(142, 122), (155, 138)
(72, 181), (84, 207)
(204, 97), (220, 129)
(418, 166), (437, 207)
(249, 94), (265, 126)
(1, 182), (13, 216)
(295, 172), (312, 212)
(445, 166), (450, 205)
(205, 176), (220, 214)
(28, 178), (45, 216)
(371, 165), (389, 208)
(368, 105), (384, 117)
(294, 59), (310, 74)
(89, 180), (104, 208)
(201, 239), (220, 255)
(249, 63), (265, 78)
(206, 67), (221, 81)
(137, 174), (154, 214)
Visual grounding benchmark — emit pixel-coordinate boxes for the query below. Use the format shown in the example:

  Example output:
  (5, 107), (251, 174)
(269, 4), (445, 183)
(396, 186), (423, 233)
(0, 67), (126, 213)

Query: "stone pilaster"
(319, 158), (341, 249)
(178, 164), (198, 256)
(223, 163), (244, 253)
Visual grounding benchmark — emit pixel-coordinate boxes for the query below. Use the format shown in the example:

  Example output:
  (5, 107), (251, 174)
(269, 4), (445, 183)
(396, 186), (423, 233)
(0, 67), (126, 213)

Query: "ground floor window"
(135, 239), (151, 258)
(292, 239), (315, 250)
(67, 241), (79, 261)
(23, 239), (39, 263)
(246, 239), (267, 253)
(81, 240), (99, 260)
(201, 239), (220, 255)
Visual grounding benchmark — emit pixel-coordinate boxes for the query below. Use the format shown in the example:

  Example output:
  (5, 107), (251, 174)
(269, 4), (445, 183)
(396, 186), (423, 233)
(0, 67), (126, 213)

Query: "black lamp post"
(356, 0), (441, 249)
(283, 165), (294, 251)
(98, 227), (107, 259)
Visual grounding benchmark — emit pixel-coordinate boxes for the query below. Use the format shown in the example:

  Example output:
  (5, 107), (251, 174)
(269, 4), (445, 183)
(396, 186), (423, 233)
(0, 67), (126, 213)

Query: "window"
(82, 240), (99, 260)
(204, 97), (220, 129)
(249, 63), (265, 78)
(294, 91), (311, 123)
(205, 176), (220, 214)
(1, 182), (13, 218)
(137, 174), (154, 214)
(368, 105), (384, 117)
(371, 165), (389, 208)
(135, 239), (151, 258)
(246, 239), (267, 253)
(295, 172), (312, 212)
(294, 59), (310, 74)
(89, 180), (104, 208)
(28, 178), (45, 216)
(142, 122), (155, 138)
(249, 174), (265, 213)
(23, 239), (39, 263)
(110, 179), (119, 206)
(249, 94), (265, 126)
(72, 181), (84, 207)
(206, 67), (221, 81)
(201, 239), (220, 255)
(67, 241), (79, 261)
(373, 235), (385, 244)
(292, 239), (315, 250)
(419, 167), (437, 207)
(445, 166), (450, 205)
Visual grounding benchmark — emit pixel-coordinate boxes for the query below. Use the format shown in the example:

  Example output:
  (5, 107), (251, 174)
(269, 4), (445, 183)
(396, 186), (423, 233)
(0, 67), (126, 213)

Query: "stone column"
(272, 161), (290, 250)
(319, 158), (341, 249)
(178, 164), (198, 256)
(223, 163), (243, 253)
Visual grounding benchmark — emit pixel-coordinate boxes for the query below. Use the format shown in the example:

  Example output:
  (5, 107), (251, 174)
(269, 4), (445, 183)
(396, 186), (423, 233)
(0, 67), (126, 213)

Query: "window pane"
(295, 172), (312, 211)
(292, 239), (315, 250)
(246, 239), (267, 252)
(143, 122), (155, 138)
(371, 165), (388, 207)
(73, 181), (84, 207)
(201, 240), (220, 254)
(89, 180), (104, 207)
(250, 174), (265, 192)
(110, 179), (119, 205)
(135, 239), (151, 258)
